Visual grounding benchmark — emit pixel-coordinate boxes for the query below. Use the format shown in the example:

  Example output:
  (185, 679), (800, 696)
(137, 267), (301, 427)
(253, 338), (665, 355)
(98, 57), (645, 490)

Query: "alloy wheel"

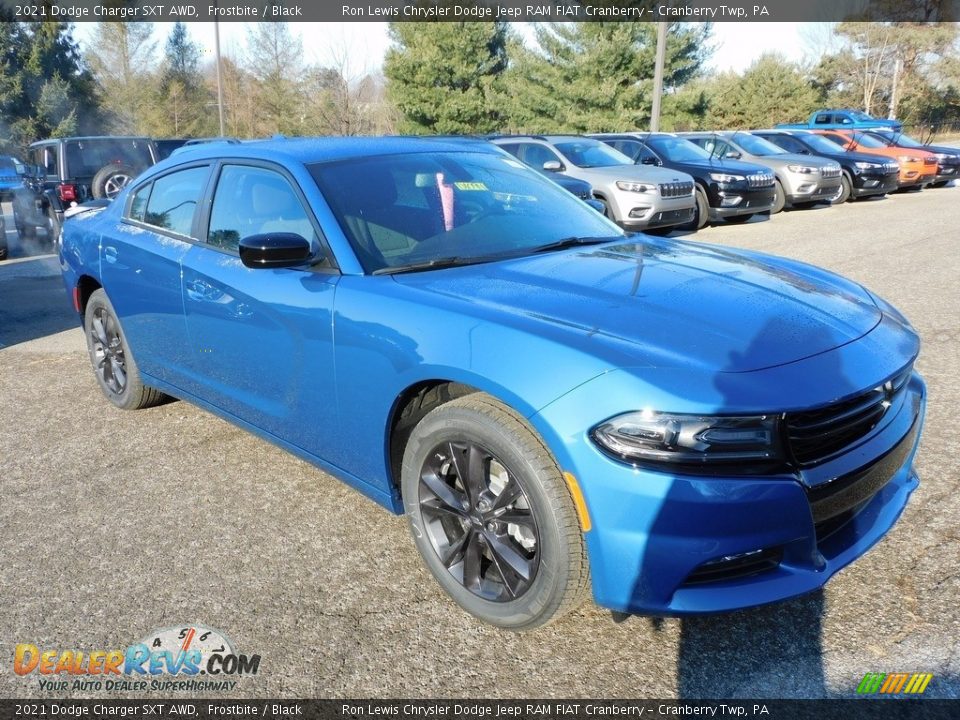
(418, 440), (540, 602)
(89, 307), (127, 395)
(103, 174), (133, 199)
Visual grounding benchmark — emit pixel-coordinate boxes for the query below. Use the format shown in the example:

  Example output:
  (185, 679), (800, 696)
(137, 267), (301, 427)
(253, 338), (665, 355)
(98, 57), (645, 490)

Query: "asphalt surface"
(1, 184), (958, 700)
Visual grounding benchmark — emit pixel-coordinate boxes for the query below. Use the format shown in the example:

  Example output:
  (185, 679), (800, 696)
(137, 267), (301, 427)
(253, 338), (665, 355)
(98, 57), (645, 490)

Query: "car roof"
(29, 136), (153, 146)
(165, 136), (502, 165)
(490, 135), (592, 144)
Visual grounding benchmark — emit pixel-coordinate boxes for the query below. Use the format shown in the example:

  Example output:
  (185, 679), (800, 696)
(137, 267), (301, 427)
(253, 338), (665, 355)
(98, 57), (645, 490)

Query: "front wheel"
(682, 187), (709, 231)
(84, 289), (168, 410)
(834, 174), (852, 204)
(771, 179), (785, 214)
(401, 393), (589, 630)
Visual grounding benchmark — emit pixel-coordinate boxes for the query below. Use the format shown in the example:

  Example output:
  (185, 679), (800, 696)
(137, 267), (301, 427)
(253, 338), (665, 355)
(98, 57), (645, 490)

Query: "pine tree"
(503, 22), (710, 133)
(84, 22), (157, 135)
(384, 22), (507, 134)
(0, 21), (100, 151)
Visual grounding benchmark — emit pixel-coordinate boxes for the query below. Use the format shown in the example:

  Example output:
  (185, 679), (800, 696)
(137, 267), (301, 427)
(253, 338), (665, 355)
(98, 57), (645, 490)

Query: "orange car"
(813, 129), (938, 189)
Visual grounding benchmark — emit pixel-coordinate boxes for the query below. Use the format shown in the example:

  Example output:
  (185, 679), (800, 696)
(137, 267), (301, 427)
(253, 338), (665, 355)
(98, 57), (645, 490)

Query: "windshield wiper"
(372, 256), (487, 275)
(530, 236), (618, 254)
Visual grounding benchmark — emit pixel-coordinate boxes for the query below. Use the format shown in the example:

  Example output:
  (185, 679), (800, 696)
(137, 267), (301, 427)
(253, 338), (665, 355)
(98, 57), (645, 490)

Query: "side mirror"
(542, 160), (563, 172)
(239, 233), (313, 269)
(724, 151), (741, 159)
(640, 156), (661, 166)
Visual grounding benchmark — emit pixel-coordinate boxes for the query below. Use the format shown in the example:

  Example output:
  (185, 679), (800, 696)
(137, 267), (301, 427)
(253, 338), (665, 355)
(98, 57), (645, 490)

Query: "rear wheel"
(928, 180), (949, 189)
(401, 393), (589, 630)
(84, 289), (168, 410)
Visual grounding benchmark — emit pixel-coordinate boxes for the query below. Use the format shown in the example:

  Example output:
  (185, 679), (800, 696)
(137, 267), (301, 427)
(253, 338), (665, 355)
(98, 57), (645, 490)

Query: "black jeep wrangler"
(13, 136), (158, 243)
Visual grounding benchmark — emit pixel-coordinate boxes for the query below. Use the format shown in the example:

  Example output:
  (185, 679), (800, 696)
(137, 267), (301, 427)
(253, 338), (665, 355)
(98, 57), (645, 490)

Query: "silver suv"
(492, 136), (697, 231)
(682, 132), (843, 213)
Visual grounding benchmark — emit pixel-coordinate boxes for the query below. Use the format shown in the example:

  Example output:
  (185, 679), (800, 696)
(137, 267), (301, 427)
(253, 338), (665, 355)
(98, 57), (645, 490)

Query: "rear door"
(179, 161), (342, 462)
(101, 163), (210, 388)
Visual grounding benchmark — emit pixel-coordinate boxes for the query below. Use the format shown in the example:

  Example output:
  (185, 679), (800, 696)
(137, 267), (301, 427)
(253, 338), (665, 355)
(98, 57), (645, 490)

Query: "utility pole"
(214, 19), (226, 136)
(650, 21), (667, 132)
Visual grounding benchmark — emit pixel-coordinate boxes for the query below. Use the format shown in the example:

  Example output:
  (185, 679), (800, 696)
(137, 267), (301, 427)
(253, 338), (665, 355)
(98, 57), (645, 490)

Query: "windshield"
(848, 132), (887, 149)
(0, 157), (22, 175)
(646, 136), (713, 163)
(309, 151), (622, 273)
(731, 132), (786, 156)
(874, 130), (923, 148)
(553, 140), (633, 168)
(801, 134), (846, 154)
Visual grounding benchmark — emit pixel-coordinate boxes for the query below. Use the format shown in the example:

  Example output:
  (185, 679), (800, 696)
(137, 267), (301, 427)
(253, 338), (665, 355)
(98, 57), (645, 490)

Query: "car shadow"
(0, 255), (78, 348)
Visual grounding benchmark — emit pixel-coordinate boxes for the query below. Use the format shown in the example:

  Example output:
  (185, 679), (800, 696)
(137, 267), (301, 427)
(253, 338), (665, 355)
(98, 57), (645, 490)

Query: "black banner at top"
(1, 0), (958, 23)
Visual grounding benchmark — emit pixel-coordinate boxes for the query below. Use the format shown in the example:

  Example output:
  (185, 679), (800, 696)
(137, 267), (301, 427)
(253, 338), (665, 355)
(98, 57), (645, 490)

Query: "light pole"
(650, 21), (667, 132)
(214, 19), (225, 136)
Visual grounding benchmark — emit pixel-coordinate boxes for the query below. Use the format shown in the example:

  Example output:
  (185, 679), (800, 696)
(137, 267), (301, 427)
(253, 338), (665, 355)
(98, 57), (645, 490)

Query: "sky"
(73, 21), (814, 77)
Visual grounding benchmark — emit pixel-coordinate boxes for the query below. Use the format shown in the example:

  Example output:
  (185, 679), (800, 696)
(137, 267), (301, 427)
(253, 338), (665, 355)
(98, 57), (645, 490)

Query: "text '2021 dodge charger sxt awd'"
(60, 137), (925, 629)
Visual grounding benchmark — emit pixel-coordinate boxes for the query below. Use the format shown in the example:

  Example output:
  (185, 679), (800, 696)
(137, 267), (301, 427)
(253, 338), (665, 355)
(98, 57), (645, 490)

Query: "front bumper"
(532, 353), (925, 616)
(852, 171), (899, 197)
(784, 178), (843, 204)
(707, 185), (776, 219)
(931, 163), (958, 183)
(611, 192), (696, 230)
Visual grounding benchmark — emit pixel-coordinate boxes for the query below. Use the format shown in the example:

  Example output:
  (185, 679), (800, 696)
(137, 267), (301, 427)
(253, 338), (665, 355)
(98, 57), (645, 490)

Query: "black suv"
(750, 129), (899, 202)
(13, 136), (157, 242)
(589, 132), (776, 230)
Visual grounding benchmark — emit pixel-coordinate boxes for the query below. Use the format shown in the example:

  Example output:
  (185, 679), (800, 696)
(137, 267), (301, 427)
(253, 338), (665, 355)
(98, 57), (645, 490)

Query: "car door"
(101, 163), (210, 388)
(179, 161), (342, 463)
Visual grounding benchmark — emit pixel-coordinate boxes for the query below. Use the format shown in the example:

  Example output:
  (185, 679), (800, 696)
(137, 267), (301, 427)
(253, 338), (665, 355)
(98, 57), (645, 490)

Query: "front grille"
(682, 548), (783, 585)
(658, 180), (694, 198)
(786, 368), (911, 466)
(747, 173), (775, 188)
(820, 166), (841, 178)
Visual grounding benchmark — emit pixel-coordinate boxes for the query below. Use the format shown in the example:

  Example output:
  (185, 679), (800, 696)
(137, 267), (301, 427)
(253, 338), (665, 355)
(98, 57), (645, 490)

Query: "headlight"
(898, 155), (921, 163)
(616, 180), (655, 193)
(709, 173), (745, 183)
(786, 164), (818, 174)
(854, 161), (881, 170)
(591, 411), (782, 467)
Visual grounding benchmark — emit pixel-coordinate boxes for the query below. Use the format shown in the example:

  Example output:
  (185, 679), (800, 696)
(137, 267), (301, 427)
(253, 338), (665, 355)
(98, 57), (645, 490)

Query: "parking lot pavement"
(1, 185), (958, 700)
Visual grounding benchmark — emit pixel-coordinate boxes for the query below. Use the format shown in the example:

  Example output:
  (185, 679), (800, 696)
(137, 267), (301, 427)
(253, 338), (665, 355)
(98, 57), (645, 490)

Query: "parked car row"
(489, 127), (957, 235)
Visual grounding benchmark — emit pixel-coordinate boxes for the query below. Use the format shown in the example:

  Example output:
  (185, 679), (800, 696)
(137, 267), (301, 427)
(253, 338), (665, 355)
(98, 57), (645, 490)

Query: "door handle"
(186, 279), (219, 302)
(104, 246), (118, 264)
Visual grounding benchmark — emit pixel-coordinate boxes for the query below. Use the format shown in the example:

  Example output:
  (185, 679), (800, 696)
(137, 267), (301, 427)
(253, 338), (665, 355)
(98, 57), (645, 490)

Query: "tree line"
(1, 19), (958, 156)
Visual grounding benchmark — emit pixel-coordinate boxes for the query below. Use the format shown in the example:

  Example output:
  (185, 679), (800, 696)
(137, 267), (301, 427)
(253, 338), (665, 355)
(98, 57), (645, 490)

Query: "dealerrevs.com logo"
(13, 624), (260, 692)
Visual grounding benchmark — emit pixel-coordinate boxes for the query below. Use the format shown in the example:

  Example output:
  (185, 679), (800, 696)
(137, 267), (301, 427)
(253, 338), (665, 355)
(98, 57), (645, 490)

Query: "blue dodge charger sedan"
(59, 137), (925, 629)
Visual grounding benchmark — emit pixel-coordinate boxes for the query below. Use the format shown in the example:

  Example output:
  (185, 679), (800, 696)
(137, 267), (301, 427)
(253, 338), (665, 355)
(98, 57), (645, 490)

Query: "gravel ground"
(1, 184), (958, 700)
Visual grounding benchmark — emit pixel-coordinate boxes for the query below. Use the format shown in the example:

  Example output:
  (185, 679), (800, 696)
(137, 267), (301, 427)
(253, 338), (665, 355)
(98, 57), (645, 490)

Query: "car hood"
(662, 157), (773, 176)
(743, 152), (835, 169)
(395, 238), (882, 373)
(573, 164), (693, 185)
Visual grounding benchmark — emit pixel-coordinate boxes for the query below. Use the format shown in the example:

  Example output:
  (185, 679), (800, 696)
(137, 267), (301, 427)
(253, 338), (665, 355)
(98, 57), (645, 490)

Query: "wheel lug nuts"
(485, 521), (497, 533)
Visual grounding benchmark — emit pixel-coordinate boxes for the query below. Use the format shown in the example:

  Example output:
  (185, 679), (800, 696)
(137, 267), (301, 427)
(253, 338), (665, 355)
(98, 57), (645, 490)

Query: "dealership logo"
(857, 672), (933, 695)
(13, 625), (259, 692)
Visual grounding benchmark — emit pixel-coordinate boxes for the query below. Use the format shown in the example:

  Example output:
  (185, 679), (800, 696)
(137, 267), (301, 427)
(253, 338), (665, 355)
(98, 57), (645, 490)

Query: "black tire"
(771, 179), (785, 214)
(724, 213), (753, 224)
(595, 196), (613, 221)
(928, 180), (948, 189)
(46, 206), (62, 248)
(682, 186), (709, 231)
(835, 173), (852, 204)
(92, 163), (136, 200)
(401, 393), (589, 630)
(84, 289), (167, 410)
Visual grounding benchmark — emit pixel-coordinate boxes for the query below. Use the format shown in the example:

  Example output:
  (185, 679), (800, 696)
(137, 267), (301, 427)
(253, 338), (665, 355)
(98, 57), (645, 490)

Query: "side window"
(142, 165), (209, 237)
(815, 114), (831, 125)
(128, 183), (151, 222)
(839, 114), (853, 125)
(520, 143), (562, 169)
(497, 143), (522, 159)
(33, 146), (57, 176)
(611, 140), (643, 161)
(207, 165), (316, 253)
